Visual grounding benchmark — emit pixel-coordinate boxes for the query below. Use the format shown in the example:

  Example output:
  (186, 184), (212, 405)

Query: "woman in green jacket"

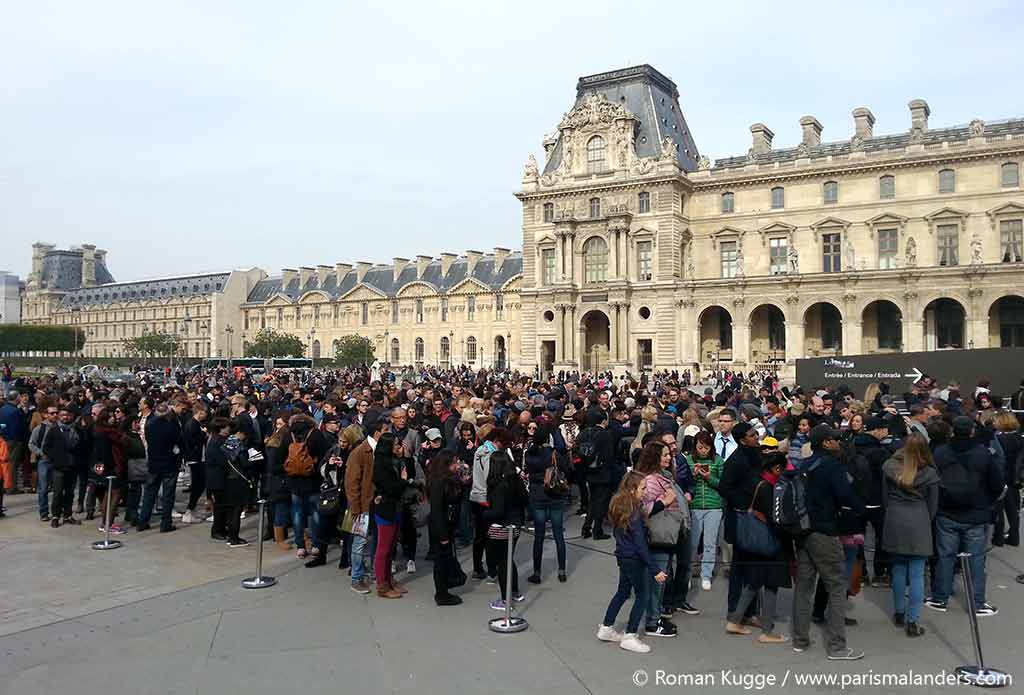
(686, 431), (725, 591)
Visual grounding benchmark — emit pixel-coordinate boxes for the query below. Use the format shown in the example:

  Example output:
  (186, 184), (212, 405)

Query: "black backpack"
(772, 458), (820, 536)
(573, 427), (600, 468)
(847, 451), (874, 503)
(939, 451), (981, 509)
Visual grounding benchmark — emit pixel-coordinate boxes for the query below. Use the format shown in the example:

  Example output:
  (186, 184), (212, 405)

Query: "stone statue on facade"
(787, 245), (799, 274)
(660, 136), (676, 161)
(905, 236), (917, 267)
(523, 154), (538, 180)
(735, 246), (745, 277)
(971, 232), (983, 265)
(697, 154), (710, 171)
(844, 238), (855, 270)
(969, 118), (985, 137)
(686, 241), (695, 278)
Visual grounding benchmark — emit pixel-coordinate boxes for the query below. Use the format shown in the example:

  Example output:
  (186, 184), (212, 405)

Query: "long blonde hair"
(899, 433), (933, 490)
(609, 471), (646, 530)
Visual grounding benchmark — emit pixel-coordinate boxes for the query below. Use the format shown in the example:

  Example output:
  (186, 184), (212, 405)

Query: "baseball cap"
(760, 435), (780, 448)
(809, 423), (841, 447)
(425, 427), (443, 442)
(683, 424), (701, 439)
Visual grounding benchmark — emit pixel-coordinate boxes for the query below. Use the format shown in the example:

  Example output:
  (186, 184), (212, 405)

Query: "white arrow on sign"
(904, 367), (923, 383)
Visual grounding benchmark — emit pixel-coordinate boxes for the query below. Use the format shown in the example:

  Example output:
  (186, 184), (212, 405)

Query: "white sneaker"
(205, 515), (214, 522)
(181, 510), (194, 524)
(619, 633), (650, 653)
(170, 510), (183, 520)
(240, 510), (247, 520)
(596, 624), (623, 642)
(407, 560), (416, 574)
(701, 579), (712, 591)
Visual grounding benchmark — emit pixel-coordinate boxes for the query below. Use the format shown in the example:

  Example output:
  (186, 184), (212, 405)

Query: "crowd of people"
(0, 361), (1021, 660)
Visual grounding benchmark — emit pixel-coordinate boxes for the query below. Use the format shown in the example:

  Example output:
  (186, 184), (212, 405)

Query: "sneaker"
(511, 593), (525, 603)
(975, 603), (998, 617)
(485, 575), (498, 585)
(644, 619), (677, 638)
(596, 624), (623, 642)
(239, 510), (247, 520)
(758, 633), (789, 644)
(619, 633), (650, 653)
(63, 517), (82, 526)
(924, 598), (948, 612)
(406, 560), (416, 574)
(108, 524), (126, 535)
(435, 594), (463, 606)
(40, 513), (51, 522)
(792, 642), (812, 653)
(827, 648), (865, 661)
(350, 580), (371, 595)
(905, 622), (926, 637)
(676, 602), (701, 616)
(181, 510), (194, 524)
(170, 510), (183, 520)
(227, 538), (250, 548)
(489, 599), (507, 611)
(527, 574), (542, 584)
(205, 515), (214, 522)
(701, 578), (712, 591)
(471, 570), (487, 580)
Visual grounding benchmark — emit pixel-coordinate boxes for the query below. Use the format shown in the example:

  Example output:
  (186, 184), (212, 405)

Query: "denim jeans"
(137, 468), (179, 531)
(272, 501), (290, 527)
(603, 558), (651, 634)
(36, 459), (51, 517)
(645, 551), (670, 627)
(932, 514), (988, 605)
(532, 501), (567, 573)
(689, 508), (722, 580)
(291, 492), (320, 549)
(890, 555), (926, 622)
(350, 520), (378, 583)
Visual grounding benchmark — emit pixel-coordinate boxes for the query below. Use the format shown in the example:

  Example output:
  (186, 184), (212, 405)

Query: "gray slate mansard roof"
(712, 118), (1024, 170)
(245, 253), (523, 305)
(61, 272), (232, 307)
(542, 64), (701, 176)
(39, 251), (115, 291)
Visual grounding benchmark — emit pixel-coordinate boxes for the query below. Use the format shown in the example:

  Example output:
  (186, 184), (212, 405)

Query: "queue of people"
(0, 364), (1020, 662)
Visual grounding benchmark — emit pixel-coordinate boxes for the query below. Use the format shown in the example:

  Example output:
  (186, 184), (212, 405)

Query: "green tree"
(244, 328), (305, 358)
(121, 332), (179, 360)
(333, 335), (374, 367)
(0, 325), (87, 354)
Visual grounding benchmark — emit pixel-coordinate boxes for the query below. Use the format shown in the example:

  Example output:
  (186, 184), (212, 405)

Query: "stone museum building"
(517, 64), (1024, 377)
(21, 242), (265, 360)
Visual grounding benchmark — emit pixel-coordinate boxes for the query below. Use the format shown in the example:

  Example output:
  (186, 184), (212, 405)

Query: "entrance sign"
(796, 348), (1024, 396)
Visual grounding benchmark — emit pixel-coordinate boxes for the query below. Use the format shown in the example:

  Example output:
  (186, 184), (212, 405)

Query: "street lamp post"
(225, 324), (234, 363)
(307, 327), (316, 361)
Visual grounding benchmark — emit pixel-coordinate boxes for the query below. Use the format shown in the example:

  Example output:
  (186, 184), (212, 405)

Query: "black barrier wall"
(795, 348), (1024, 396)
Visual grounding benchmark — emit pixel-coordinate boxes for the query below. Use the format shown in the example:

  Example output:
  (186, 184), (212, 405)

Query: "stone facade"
(517, 64), (1024, 378)
(241, 250), (522, 368)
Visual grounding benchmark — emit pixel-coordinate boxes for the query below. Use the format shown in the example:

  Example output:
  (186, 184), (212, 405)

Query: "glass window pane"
(937, 224), (959, 266)
(879, 175), (895, 199)
(1001, 219), (1023, 263)
(1002, 163), (1020, 187)
(824, 181), (838, 204)
(638, 192), (650, 213)
(590, 198), (600, 218)
(939, 169), (955, 193)
(721, 192), (734, 213)
(878, 228), (898, 269)
(822, 233), (841, 273)
(586, 136), (606, 173)
(771, 187), (784, 209)
(542, 249), (556, 285)
(720, 241), (738, 278)
(637, 241), (652, 280)
(543, 203), (553, 222)
(584, 237), (608, 282)
(769, 237), (788, 275)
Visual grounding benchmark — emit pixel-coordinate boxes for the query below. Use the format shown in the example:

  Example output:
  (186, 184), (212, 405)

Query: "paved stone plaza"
(1, 489), (1021, 695)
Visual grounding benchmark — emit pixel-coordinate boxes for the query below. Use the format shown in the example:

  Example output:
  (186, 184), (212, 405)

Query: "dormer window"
(586, 135), (606, 173)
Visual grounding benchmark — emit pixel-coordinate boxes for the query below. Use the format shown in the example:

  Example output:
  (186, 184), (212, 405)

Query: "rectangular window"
(771, 187), (784, 209)
(721, 192), (734, 214)
(415, 299), (423, 323)
(720, 241), (739, 278)
(637, 240), (653, 280)
(823, 181), (838, 204)
(937, 224), (959, 266)
(495, 293), (504, 320)
(879, 175), (895, 199)
(939, 169), (956, 193)
(638, 192), (651, 213)
(467, 296), (475, 321)
(361, 302), (368, 325)
(543, 203), (554, 222)
(1002, 163), (1020, 188)
(391, 301), (399, 324)
(822, 232), (842, 273)
(590, 198), (601, 218)
(877, 228), (898, 269)
(542, 248), (556, 286)
(769, 237), (788, 275)
(1001, 219), (1024, 263)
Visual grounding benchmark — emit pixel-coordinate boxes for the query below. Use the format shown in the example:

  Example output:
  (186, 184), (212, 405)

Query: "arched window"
(721, 191), (735, 214)
(823, 180), (838, 204)
(1002, 162), (1020, 188)
(589, 197), (601, 218)
(638, 191), (651, 213)
(390, 337), (400, 363)
(415, 337), (424, 362)
(466, 336), (477, 362)
(440, 336), (450, 364)
(938, 168), (956, 193)
(586, 135), (606, 173)
(879, 175), (895, 199)
(583, 237), (608, 283)
(770, 187), (785, 209)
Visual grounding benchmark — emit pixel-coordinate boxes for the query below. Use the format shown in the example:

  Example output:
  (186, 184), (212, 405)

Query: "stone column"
(553, 233), (564, 282)
(609, 303), (620, 362)
(732, 313), (750, 367)
(608, 230), (619, 280)
(570, 305), (577, 365)
(621, 303), (630, 366)
(786, 319), (806, 361)
(566, 234), (576, 284)
(556, 304), (566, 361)
(845, 320), (862, 356)
(968, 288), (986, 349)
(905, 319), (923, 352)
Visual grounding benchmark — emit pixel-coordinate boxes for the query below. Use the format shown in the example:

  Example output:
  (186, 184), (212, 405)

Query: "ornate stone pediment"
(395, 281), (439, 298)
(339, 284), (387, 302)
(559, 92), (635, 131)
(446, 277), (491, 296)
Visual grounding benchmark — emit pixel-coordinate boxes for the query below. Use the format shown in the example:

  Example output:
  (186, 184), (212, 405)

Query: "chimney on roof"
(465, 250), (482, 277)
(316, 265), (331, 287)
(799, 116), (822, 148)
(440, 253), (458, 278)
(281, 268), (298, 287)
(298, 266), (314, 288)
(335, 262), (352, 285)
(31, 242), (55, 284)
(908, 99), (930, 132)
(80, 244), (97, 287)
(356, 261), (372, 284)
(416, 255), (432, 279)
(393, 257), (409, 285)
(852, 107), (875, 139)
(750, 123), (774, 155)
(493, 247), (510, 273)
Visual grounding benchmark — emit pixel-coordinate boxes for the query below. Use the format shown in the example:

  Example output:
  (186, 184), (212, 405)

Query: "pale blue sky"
(3, 0), (1022, 281)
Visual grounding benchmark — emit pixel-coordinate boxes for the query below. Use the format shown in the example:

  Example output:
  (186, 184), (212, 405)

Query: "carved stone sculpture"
(697, 154), (710, 170)
(844, 238), (855, 270)
(905, 236), (917, 267)
(971, 233), (983, 265)
(523, 154), (538, 180)
(969, 119), (985, 137)
(735, 246), (745, 277)
(660, 136), (676, 161)
(788, 245), (799, 274)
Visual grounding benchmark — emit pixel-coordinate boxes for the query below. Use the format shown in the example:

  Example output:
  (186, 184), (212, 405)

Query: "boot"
(273, 526), (292, 550)
(376, 583), (401, 599)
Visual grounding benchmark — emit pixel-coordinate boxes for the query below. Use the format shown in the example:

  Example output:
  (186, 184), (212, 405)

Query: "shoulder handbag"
(645, 486), (685, 548)
(543, 452), (570, 498)
(319, 479), (340, 516)
(735, 481), (781, 557)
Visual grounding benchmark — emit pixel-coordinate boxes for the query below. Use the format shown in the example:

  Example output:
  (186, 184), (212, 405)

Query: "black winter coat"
(182, 416), (207, 464)
(744, 478), (793, 590)
(525, 445), (570, 504)
(372, 448), (412, 523)
(582, 426), (616, 485)
(428, 475), (462, 544)
(205, 434), (228, 491)
(851, 433), (892, 508)
(934, 437), (1005, 525)
(718, 444), (762, 544)
(145, 414), (184, 475)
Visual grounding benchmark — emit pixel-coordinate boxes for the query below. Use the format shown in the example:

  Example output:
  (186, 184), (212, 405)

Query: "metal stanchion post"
(954, 552), (1010, 688)
(242, 499), (276, 589)
(91, 476), (122, 550)
(489, 525), (527, 633)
